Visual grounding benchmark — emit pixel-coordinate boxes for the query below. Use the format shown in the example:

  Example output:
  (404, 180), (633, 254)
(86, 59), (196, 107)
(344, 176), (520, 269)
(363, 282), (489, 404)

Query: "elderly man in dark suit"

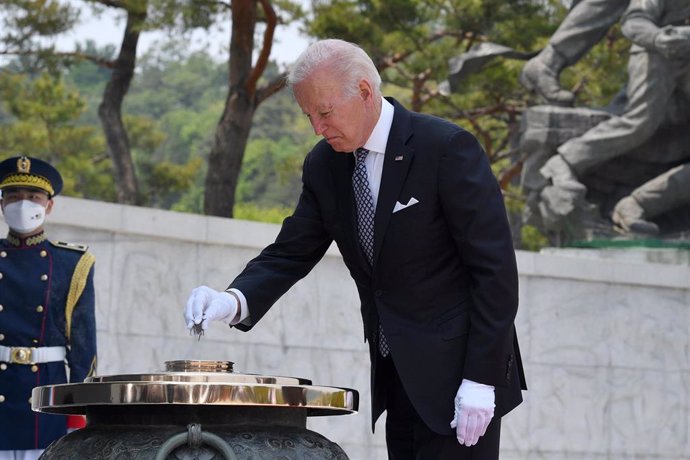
(185, 39), (526, 459)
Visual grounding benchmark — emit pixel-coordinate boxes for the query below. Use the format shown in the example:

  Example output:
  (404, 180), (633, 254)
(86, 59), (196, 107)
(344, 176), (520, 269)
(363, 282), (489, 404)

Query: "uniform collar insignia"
(6, 231), (47, 247)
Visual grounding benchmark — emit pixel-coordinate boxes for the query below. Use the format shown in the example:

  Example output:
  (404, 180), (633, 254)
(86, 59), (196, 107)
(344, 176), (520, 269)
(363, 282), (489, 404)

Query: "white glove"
(184, 286), (238, 330)
(449, 379), (495, 447)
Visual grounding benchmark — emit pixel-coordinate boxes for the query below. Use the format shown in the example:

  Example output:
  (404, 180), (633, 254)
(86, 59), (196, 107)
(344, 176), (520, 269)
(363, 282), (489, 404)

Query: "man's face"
(0, 187), (52, 214)
(294, 69), (378, 153)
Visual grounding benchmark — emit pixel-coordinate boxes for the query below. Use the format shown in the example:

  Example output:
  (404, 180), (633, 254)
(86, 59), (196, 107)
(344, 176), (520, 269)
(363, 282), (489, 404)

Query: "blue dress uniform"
(0, 156), (97, 452)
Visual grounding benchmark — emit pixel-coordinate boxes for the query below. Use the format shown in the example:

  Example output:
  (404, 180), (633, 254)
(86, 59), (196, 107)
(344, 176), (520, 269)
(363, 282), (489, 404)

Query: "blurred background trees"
(0, 0), (629, 247)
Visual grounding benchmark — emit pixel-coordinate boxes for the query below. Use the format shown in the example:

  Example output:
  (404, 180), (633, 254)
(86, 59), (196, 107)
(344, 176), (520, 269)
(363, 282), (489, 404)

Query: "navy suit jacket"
(231, 98), (526, 434)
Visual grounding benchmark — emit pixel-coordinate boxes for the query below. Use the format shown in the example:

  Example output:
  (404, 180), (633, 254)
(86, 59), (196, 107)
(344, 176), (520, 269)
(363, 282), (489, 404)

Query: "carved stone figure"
(520, 0), (630, 105)
(520, 0), (690, 241)
(612, 163), (690, 234)
(444, 0), (690, 241)
(519, 104), (690, 241)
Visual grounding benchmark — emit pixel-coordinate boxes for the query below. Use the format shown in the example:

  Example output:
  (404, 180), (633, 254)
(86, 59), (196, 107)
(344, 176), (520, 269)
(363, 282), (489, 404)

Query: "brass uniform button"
(40, 274), (48, 281)
(0, 363), (6, 371)
(36, 305), (44, 313)
(40, 250), (47, 257)
(31, 365), (38, 372)
(0, 333), (4, 341)
(0, 304), (3, 312)
(32, 339), (39, 344)
(0, 395), (5, 403)
(0, 251), (6, 258)
(0, 272), (3, 279)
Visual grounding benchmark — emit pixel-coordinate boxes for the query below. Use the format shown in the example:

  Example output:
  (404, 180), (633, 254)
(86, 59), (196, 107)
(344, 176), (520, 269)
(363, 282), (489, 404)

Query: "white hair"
(287, 39), (382, 99)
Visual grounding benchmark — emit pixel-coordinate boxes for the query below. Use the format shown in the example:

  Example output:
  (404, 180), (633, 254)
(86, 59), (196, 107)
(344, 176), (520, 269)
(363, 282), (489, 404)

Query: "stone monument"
(447, 0), (690, 245)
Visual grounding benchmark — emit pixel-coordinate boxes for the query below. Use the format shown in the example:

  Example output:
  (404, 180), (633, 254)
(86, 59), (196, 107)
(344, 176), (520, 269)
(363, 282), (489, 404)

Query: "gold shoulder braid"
(65, 251), (96, 341)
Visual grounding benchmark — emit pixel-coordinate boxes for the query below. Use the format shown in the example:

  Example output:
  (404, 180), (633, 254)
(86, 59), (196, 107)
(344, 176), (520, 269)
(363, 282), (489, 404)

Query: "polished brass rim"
(32, 362), (358, 417)
(32, 381), (358, 416)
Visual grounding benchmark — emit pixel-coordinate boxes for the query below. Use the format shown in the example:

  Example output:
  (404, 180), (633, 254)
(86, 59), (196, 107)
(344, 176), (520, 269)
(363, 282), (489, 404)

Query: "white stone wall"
(3, 196), (688, 459)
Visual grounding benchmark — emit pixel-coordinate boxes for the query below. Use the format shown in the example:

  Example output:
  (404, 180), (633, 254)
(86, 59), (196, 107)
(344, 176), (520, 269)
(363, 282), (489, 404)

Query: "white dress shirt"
(358, 97), (394, 208)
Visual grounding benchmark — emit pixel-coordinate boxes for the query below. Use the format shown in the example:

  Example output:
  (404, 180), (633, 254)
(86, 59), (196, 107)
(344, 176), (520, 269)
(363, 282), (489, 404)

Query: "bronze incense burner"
(32, 360), (359, 459)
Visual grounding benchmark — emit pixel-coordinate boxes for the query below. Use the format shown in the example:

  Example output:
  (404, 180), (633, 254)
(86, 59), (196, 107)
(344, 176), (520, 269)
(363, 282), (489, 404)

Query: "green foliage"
(146, 0), (223, 30)
(137, 155), (204, 209)
(1, 72), (84, 125)
(520, 224), (549, 252)
(250, 63), (310, 144)
(0, 0), (83, 74)
(0, 71), (114, 200)
(124, 112), (203, 208)
(1, 0), (79, 49)
(0, 0), (311, 223)
(237, 136), (304, 208)
(233, 202), (293, 224)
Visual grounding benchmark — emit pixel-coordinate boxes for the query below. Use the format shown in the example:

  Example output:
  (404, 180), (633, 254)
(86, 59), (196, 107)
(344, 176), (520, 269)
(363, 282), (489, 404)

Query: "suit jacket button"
(374, 290), (383, 297)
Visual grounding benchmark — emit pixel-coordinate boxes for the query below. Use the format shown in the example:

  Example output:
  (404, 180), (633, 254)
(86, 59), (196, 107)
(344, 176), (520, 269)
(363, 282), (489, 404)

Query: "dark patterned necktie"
(352, 148), (390, 357)
(353, 148), (375, 265)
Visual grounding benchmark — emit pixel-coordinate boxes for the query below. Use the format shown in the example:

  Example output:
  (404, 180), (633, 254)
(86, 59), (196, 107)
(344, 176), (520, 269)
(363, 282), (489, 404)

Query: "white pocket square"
(393, 197), (419, 213)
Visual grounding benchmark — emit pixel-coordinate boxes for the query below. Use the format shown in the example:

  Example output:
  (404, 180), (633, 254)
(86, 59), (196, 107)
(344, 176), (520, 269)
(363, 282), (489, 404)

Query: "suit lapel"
(372, 100), (415, 266)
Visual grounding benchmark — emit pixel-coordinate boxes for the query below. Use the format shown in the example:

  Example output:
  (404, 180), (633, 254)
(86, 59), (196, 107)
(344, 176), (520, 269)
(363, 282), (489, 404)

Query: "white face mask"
(2, 200), (47, 234)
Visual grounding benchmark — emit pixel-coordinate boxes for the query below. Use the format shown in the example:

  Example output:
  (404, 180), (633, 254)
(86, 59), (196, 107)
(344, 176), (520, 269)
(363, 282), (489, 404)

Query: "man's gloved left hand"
(449, 379), (495, 446)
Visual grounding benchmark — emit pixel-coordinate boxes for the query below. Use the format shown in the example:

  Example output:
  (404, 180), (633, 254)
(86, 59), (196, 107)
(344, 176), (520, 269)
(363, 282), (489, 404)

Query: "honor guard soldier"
(0, 156), (97, 460)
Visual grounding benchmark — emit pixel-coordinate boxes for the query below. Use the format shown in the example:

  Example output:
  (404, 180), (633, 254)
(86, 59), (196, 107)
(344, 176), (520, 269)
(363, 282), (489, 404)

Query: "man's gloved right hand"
(184, 286), (238, 331)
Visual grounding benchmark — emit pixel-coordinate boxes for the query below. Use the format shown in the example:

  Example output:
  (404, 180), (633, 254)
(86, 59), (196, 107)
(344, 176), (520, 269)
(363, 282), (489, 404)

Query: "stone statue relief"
(522, 0), (690, 242)
(449, 0), (690, 243)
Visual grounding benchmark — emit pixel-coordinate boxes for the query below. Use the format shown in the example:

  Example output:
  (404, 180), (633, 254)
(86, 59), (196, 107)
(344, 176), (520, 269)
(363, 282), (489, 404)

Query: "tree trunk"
(204, 0), (283, 217)
(98, 3), (146, 205)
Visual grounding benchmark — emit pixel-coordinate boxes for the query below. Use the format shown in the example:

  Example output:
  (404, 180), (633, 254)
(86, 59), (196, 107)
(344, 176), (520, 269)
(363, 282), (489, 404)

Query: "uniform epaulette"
(50, 240), (89, 252)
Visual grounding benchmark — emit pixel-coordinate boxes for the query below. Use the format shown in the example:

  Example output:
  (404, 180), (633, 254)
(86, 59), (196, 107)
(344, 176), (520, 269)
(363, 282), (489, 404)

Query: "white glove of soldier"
(184, 285), (239, 330)
(450, 379), (495, 446)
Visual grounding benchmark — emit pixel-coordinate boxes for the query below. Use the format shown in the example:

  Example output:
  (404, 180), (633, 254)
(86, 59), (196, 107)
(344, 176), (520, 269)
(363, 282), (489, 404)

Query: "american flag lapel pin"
(394, 154), (403, 161)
